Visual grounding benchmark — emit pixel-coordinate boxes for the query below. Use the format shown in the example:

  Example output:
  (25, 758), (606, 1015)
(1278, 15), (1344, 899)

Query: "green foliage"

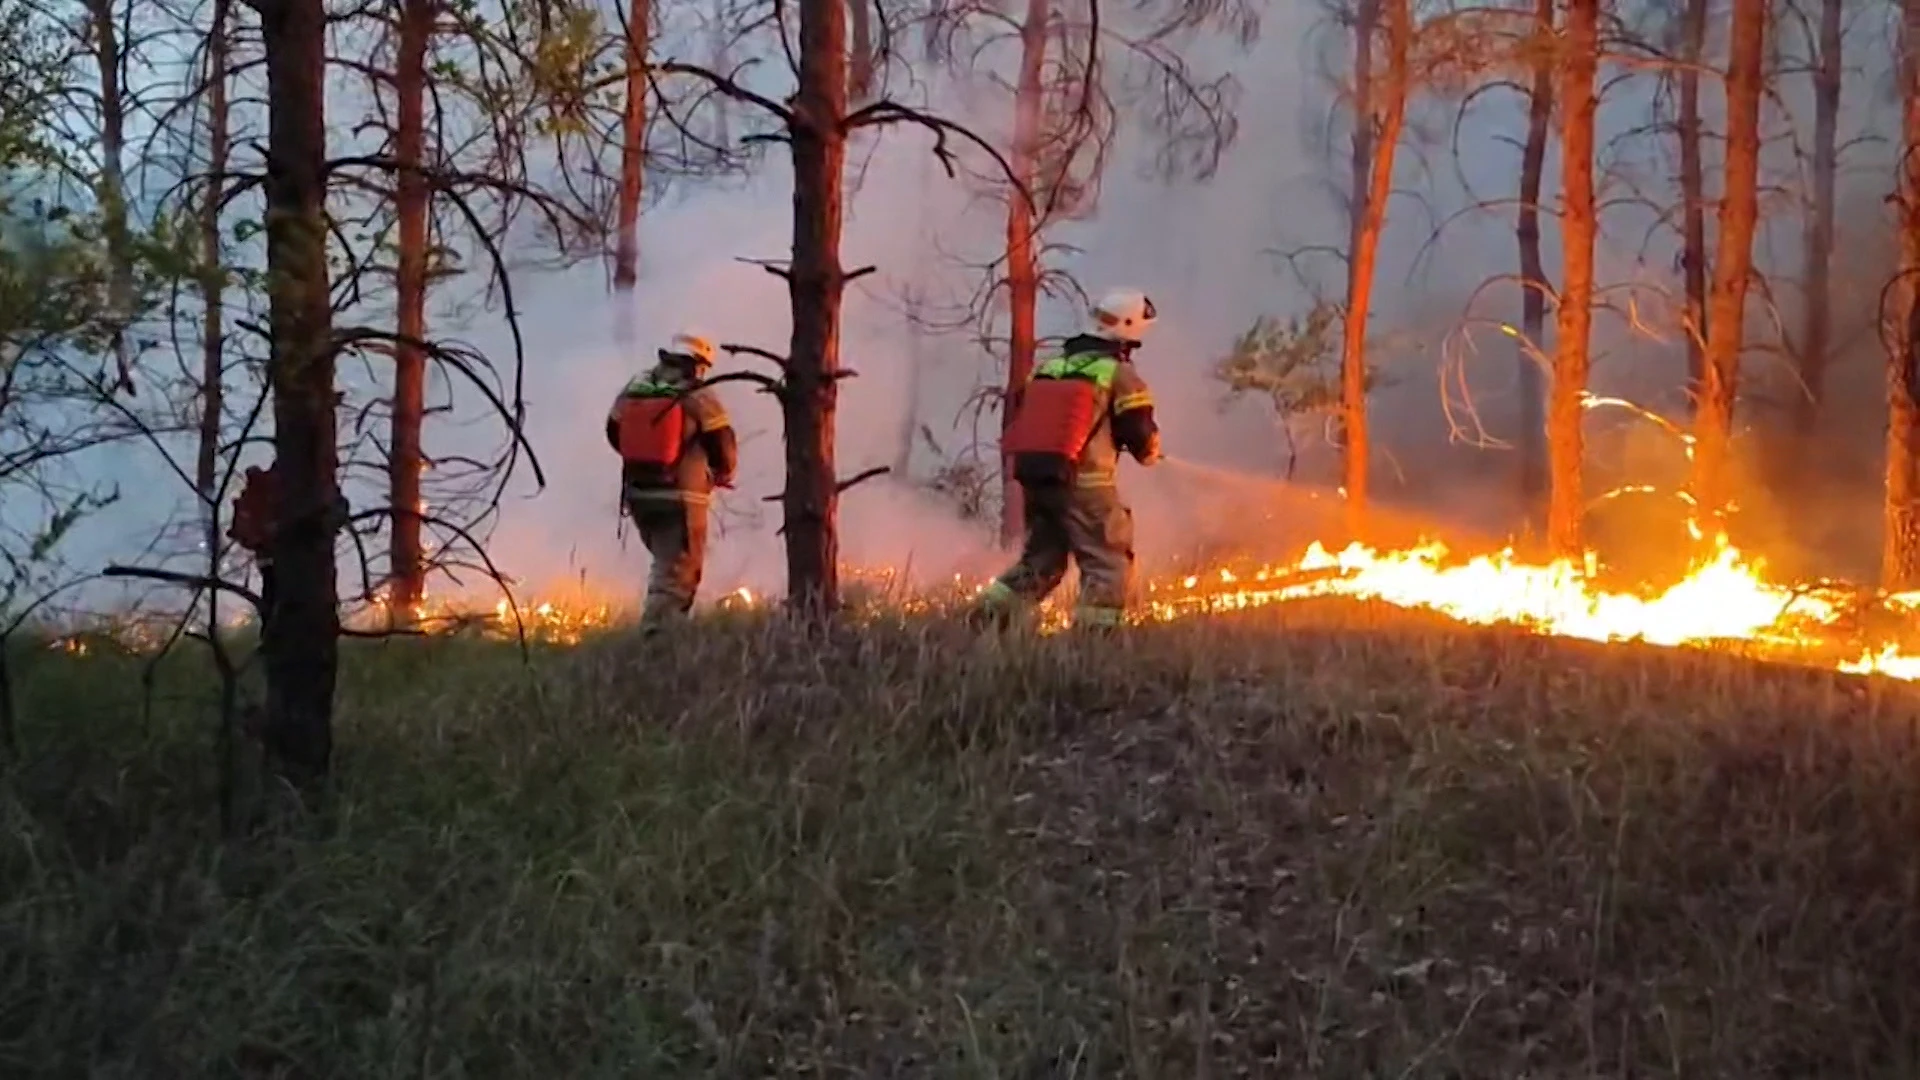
(0, 8), (192, 367)
(0, 6), (63, 174)
(1213, 300), (1386, 420)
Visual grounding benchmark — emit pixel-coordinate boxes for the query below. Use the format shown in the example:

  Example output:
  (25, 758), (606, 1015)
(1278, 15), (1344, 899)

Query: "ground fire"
(44, 513), (1920, 681)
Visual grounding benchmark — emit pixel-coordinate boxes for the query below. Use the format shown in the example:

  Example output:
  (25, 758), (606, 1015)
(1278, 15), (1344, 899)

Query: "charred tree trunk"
(784, 0), (851, 614)
(1793, 0), (1842, 461)
(85, 0), (135, 395)
(1546, 0), (1598, 560)
(388, 0), (432, 625)
(1885, 0), (1920, 587)
(258, 0), (340, 787)
(1339, 0), (1406, 539)
(1677, 0), (1709, 411)
(1690, 0), (1767, 526)
(613, 0), (649, 307)
(999, 0), (1049, 547)
(1514, 0), (1554, 521)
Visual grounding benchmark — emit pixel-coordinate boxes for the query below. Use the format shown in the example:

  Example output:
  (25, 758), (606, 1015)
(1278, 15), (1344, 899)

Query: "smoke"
(36, 0), (1916, 614)
(466, 135), (1014, 605)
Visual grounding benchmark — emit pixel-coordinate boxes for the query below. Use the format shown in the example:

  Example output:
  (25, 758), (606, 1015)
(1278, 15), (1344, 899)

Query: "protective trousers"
(981, 482), (1136, 628)
(626, 498), (709, 620)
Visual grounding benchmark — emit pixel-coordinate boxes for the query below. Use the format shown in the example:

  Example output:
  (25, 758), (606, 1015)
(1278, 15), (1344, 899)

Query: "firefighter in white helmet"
(605, 331), (738, 622)
(973, 288), (1163, 630)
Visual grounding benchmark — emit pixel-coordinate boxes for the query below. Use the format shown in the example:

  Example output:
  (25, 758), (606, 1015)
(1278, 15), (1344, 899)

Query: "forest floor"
(5, 601), (1920, 1078)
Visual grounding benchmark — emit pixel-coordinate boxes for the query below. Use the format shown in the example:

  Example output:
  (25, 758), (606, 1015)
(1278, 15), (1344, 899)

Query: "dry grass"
(5, 601), (1920, 1077)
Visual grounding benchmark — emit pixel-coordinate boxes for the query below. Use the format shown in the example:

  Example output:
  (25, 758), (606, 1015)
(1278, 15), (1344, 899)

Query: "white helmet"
(660, 330), (717, 371)
(1088, 288), (1158, 344)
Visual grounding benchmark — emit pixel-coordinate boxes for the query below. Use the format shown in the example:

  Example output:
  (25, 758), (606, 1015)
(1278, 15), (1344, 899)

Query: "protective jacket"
(1004, 334), (1158, 487)
(605, 364), (737, 504)
(229, 465), (280, 555)
(977, 335), (1160, 631)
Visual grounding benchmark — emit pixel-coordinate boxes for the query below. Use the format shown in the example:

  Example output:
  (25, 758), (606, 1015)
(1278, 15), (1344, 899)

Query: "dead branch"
(760, 464), (892, 502)
(102, 565), (264, 610)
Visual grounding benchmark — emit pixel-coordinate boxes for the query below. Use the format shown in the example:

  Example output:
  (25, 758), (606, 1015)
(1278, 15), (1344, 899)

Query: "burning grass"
(6, 603), (1920, 1076)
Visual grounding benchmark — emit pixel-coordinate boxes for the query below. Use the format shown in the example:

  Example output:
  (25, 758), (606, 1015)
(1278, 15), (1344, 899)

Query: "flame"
(1119, 533), (1920, 681)
(36, 520), (1920, 686)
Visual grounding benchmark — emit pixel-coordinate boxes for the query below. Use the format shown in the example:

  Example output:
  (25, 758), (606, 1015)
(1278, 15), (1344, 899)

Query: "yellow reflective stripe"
(1072, 605), (1124, 628)
(703, 415), (732, 432)
(625, 369), (691, 396)
(1034, 354), (1119, 387)
(979, 579), (1022, 607)
(1113, 390), (1153, 413)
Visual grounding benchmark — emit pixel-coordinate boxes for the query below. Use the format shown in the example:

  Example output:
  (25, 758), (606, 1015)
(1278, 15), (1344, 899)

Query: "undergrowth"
(4, 604), (1920, 1077)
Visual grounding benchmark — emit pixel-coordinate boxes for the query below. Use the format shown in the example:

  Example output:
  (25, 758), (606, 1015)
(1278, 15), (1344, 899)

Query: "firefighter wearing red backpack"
(973, 288), (1163, 631)
(606, 331), (738, 621)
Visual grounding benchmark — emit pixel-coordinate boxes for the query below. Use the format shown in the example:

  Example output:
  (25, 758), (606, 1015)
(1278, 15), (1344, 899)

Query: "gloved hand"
(1138, 434), (1163, 467)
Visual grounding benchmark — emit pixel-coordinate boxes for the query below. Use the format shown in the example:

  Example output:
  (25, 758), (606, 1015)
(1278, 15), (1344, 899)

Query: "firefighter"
(974, 288), (1163, 630)
(229, 463), (281, 616)
(607, 331), (738, 622)
(227, 462), (349, 620)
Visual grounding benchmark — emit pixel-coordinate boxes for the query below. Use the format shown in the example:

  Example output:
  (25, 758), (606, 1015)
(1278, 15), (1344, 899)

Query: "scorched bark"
(1690, 0), (1766, 526)
(1339, 0), (1407, 539)
(257, 0), (341, 785)
(784, 0), (851, 613)
(999, 0), (1049, 546)
(613, 0), (650, 298)
(389, 0), (431, 623)
(1514, 0), (1553, 518)
(1547, 0), (1598, 560)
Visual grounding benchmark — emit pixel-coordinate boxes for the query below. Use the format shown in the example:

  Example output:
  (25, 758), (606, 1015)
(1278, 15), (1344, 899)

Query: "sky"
(9, 0), (1911, 618)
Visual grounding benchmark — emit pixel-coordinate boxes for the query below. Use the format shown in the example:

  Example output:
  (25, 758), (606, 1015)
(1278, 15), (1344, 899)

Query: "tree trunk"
(1339, 0), (1406, 539)
(197, 0), (233, 560)
(1546, 0), (1598, 559)
(784, 0), (850, 614)
(1514, 0), (1553, 522)
(1690, 0), (1767, 525)
(258, 0), (340, 787)
(613, 0), (649, 307)
(999, 0), (1049, 547)
(388, 0), (431, 626)
(847, 0), (874, 101)
(197, 0), (237, 832)
(1885, 0), (1920, 588)
(1793, 0), (1842, 459)
(1677, 0), (1709, 412)
(84, 0), (135, 396)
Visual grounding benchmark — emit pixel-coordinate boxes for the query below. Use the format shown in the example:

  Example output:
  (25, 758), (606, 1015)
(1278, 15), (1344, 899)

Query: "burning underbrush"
(33, 530), (1920, 684)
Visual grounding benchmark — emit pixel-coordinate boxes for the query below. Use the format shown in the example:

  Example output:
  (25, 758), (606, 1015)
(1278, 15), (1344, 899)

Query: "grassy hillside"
(4, 604), (1920, 1077)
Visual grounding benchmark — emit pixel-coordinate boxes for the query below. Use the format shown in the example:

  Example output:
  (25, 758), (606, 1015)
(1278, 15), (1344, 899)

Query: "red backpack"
(615, 392), (687, 467)
(1004, 374), (1101, 460)
(229, 466), (279, 552)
